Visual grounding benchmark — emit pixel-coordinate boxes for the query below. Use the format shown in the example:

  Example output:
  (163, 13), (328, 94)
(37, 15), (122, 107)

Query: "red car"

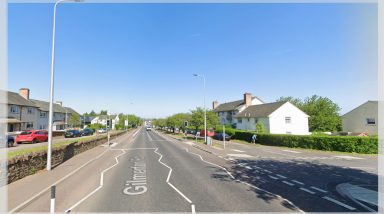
(199, 129), (215, 137)
(16, 130), (48, 144)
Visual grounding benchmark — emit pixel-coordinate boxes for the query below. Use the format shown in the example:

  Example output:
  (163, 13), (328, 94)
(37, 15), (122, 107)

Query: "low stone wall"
(7, 131), (126, 184)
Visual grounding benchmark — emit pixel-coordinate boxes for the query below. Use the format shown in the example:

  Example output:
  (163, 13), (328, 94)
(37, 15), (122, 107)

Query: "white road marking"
(237, 180), (305, 214)
(146, 132), (153, 141)
(231, 149), (245, 153)
(334, 155), (364, 160)
(282, 181), (295, 186)
(132, 129), (140, 137)
(261, 148), (297, 158)
(8, 149), (110, 213)
(299, 187), (316, 194)
(253, 166), (262, 170)
(310, 186), (328, 193)
(238, 163), (248, 167)
(276, 174), (287, 179)
(263, 169), (272, 173)
(242, 175), (250, 178)
(291, 180), (304, 185)
(191, 204), (196, 214)
(282, 150), (301, 154)
(268, 175), (279, 180)
(227, 154), (253, 158)
(154, 148), (193, 204)
(66, 149), (127, 212)
(245, 166), (252, 170)
(322, 196), (356, 210)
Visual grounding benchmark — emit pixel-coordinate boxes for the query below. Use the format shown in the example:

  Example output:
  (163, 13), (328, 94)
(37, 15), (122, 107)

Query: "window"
(27, 107), (34, 114)
(238, 118), (242, 123)
(366, 118), (376, 125)
(10, 105), (19, 113)
(40, 112), (47, 118)
(247, 118), (250, 122)
(285, 117), (292, 124)
(26, 122), (33, 129)
(39, 125), (46, 130)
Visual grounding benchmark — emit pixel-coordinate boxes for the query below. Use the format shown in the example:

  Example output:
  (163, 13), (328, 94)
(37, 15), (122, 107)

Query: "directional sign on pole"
(125, 120), (128, 126)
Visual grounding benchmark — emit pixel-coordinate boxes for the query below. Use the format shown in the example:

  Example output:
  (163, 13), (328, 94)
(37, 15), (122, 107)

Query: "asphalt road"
(12, 127), (378, 213)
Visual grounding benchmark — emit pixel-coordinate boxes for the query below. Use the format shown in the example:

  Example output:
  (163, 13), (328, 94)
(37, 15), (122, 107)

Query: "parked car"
(16, 130), (48, 144)
(186, 129), (197, 135)
(81, 128), (94, 136)
(199, 129), (215, 137)
(64, 130), (82, 138)
(213, 133), (231, 141)
(98, 128), (107, 133)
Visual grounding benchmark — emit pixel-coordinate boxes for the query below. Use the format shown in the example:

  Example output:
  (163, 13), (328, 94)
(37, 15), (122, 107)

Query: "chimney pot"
(244, 92), (252, 107)
(19, 88), (30, 100)
(213, 101), (219, 110)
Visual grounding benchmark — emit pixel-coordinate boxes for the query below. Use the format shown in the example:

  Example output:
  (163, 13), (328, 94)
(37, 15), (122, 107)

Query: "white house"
(234, 101), (310, 135)
(91, 115), (120, 130)
(342, 101), (378, 135)
(213, 93), (264, 126)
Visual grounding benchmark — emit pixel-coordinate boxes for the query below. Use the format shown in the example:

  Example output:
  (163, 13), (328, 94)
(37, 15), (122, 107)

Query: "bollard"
(50, 185), (56, 214)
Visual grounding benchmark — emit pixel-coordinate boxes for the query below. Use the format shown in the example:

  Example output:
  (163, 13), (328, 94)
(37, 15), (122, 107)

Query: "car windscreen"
(20, 131), (32, 135)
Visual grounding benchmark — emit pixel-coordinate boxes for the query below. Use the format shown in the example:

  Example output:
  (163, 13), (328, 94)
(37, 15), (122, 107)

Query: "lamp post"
(47, 0), (83, 171)
(193, 74), (207, 144)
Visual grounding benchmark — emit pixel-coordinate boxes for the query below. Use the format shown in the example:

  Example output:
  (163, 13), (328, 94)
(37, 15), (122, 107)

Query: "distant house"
(2, 89), (39, 132)
(91, 115), (120, 130)
(342, 101), (378, 135)
(213, 93), (264, 126)
(81, 115), (96, 126)
(1, 88), (80, 133)
(234, 101), (310, 135)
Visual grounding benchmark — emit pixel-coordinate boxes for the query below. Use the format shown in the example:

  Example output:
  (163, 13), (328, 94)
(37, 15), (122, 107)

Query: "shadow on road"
(211, 158), (378, 212)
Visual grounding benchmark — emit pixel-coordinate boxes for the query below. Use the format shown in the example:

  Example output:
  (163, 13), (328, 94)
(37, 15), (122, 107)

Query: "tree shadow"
(211, 158), (378, 212)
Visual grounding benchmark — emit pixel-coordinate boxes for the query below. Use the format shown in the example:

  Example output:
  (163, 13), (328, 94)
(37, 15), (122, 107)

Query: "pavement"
(5, 127), (378, 213)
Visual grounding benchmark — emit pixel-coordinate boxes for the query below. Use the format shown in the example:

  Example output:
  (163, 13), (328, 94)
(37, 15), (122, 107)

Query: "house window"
(285, 117), (292, 124)
(10, 105), (19, 113)
(26, 122), (33, 129)
(238, 118), (242, 123)
(366, 118), (376, 125)
(27, 107), (34, 114)
(40, 112), (47, 118)
(39, 125), (46, 130)
(247, 118), (250, 122)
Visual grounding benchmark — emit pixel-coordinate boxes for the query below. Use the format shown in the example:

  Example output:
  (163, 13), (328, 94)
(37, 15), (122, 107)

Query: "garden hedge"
(229, 130), (378, 154)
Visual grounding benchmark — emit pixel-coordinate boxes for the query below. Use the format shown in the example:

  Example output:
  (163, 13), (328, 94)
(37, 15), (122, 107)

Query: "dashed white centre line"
(268, 175), (279, 180)
(282, 181), (295, 186)
(310, 186), (328, 193)
(322, 196), (356, 211)
(245, 166), (252, 170)
(299, 187), (316, 194)
(282, 150), (301, 154)
(291, 180), (305, 185)
(231, 149), (245, 153)
(276, 174), (287, 179)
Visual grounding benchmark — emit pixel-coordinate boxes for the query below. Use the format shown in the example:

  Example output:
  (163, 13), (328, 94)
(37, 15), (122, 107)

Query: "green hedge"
(231, 130), (378, 154)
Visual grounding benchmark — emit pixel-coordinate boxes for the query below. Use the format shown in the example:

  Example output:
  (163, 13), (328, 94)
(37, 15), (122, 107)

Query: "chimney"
(244, 92), (252, 107)
(56, 101), (63, 106)
(213, 101), (219, 110)
(19, 88), (30, 100)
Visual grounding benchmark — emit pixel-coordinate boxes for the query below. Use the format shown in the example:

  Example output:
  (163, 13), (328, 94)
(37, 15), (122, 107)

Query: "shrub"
(230, 130), (377, 154)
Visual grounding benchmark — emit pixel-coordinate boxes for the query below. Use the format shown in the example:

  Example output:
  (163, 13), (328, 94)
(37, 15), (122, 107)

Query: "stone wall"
(7, 131), (126, 184)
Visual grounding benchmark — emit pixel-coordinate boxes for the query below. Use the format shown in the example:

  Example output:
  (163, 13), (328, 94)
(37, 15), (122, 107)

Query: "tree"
(190, 108), (220, 131)
(68, 113), (81, 127)
(100, 110), (108, 115)
(276, 96), (302, 108)
(255, 121), (266, 133)
(301, 95), (342, 132)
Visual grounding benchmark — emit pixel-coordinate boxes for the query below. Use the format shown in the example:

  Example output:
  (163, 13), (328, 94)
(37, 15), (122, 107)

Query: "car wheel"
(8, 140), (14, 147)
(32, 138), (37, 144)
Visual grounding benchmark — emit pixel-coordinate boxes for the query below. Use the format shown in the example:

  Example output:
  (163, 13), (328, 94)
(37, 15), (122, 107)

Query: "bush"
(231, 130), (377, 154)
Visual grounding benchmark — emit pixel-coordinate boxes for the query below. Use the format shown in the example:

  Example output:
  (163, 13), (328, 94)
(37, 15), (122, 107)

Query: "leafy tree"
(68, 113), (81, 127)
(276, 96), (302, 108)
(255, 121), (266, 133)
(100, 110), (108, 115)
(190, 108), (220, 131)
(301, 95), (342, 132)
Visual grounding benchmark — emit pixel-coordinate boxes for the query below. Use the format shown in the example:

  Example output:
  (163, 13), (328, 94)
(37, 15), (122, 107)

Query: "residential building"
(1, 88), (80, 133)
(81, 115), (96, 126)
(234, 101), (310, 135)
(91, 115), (120, 130)
(213, 93), (264, 126)
(2, 89), (39, 132)
(342, 101), (378, 135)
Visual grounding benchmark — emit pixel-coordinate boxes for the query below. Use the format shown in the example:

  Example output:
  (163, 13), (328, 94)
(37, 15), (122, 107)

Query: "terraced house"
(1, 88), (80, 133)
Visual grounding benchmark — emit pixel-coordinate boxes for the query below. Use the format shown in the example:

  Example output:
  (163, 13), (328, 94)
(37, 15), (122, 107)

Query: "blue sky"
(8, 3), (377, 118)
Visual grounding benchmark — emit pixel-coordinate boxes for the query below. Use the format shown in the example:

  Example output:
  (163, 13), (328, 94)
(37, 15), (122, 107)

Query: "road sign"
(125, 120), (128, 126)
